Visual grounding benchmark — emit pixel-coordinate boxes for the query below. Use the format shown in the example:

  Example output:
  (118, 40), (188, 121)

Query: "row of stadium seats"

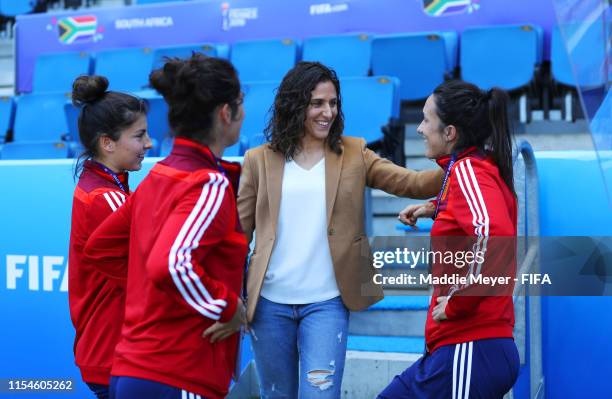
(0, 75), (400, 159)
(30, 23), (605, 102)
(2, 22), (604, 159)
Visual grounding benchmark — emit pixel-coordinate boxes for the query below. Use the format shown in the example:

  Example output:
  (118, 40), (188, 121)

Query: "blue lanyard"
(433, 153), (456, 220)
(92, 161), (127, 193)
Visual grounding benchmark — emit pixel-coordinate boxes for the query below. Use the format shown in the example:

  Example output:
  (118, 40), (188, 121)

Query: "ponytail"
(433, 80), (515, 196)
(487, 88), (515, 195)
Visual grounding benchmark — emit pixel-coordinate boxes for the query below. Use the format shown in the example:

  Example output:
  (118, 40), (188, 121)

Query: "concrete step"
(371, 189), (421, 215)
(342, 350), (421, 398)
(405, 137), (427, 157)
(347, 335), (425, 353)
(349, 296), (429, 337)
(405, 156), (437, 170)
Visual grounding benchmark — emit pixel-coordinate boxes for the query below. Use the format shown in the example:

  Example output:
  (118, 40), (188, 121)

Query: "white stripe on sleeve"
(115, 191), (126, 204)
(168, 173), (229, 320)
(465, 159), (490, 236)
(457, 161), (485, 236)
(102, 192), (118, 212)
(109, 191), (124, 208)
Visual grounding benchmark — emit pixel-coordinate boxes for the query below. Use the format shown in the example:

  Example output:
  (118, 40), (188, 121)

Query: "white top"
(260, 158), (340, 304)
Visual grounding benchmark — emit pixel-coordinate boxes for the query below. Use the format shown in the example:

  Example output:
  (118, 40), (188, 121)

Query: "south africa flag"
(422, 0), (480, 17)
(58, 15), (97, 44)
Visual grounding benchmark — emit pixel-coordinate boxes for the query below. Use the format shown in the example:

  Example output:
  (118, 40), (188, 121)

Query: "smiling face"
(107, 114), (152, 172)
(417, 94), (453, 160)
(303, 80), (338, 143)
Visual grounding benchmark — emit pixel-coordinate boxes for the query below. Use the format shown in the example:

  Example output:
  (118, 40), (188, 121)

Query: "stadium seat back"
(0, 141), (69, 160)
(224, 135), (248, 157)
(241, 81), (278, 143)
(231, 39), (297, 81)
(135, 91), (170, 148)
(371, 32), (457, 101)
(14, 93), (70, 141)
(342, 76), (400, 144)
(551, 24), (607, 88)
(94, 48), (154, 92)
(248, 133), (267, 149)
(33, 52), (90, 94)
(461, 24), (542, 91)
(152, 44), (217, 69)
(0, 0), (34, 17)
(136, 0), (182, 4)
(302, 33), (372, 77)
(0, 96), (14, 142)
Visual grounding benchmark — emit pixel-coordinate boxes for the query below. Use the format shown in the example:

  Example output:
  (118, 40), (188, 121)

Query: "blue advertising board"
(0, 157), (251, 398)
(16, 0), (558, 93)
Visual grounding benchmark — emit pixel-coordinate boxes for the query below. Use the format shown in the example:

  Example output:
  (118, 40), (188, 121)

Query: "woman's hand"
(398, 202), (435, 227)
(202, 297), (247, 343)
(432, 296), (448, 322)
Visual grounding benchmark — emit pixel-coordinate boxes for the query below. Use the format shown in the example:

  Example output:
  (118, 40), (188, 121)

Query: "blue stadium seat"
(66, 90), (166, 156)
(231, 39), (297, 81)
(94, 48), (154, 92)
(241, 81), (278, 144)
(159, 136), (173, 157)
(152, 44), (217, 69)
(371, 32), (457, 101)
(0, 141), (70, 160)
(64, 101), (80, 144)
(0, 96), (14, 142)
(14, 93), (70, 142)
(0, 0), (34, 17)
(248, 133), (267, 149)
(342, 76), (400, 143)
(224, 136), (248, 157)
(302, 33), (372, 77)
(461, 24), (543, 91)
(33, 52), (91, 94)
(135, 90), (169, 156)
(551, 24), (607, 88)
(136, 0), (184, 4)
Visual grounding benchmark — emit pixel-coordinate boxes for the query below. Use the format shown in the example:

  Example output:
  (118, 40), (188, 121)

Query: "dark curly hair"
(149, 53), (241, 142)
(265, 61), (344, 160)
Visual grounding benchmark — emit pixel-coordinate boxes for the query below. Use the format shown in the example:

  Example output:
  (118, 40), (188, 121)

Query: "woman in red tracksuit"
(83, 54), (248, 399)
(68, 75), (152, 399)
(380, 80), (519, 398)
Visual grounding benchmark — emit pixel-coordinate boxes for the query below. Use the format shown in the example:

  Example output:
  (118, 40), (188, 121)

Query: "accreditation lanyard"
(433, 153), (456, 220)
(92, 161), (127, 193)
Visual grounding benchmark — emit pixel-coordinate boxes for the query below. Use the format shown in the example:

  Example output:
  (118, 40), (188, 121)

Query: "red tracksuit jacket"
(426, 147), (517, 353)
(83, 138), (248, 399)
(69, 160), (130, 384)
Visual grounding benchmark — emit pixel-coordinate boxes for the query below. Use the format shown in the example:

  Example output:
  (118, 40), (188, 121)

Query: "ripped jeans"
(250, 296), (349, 398)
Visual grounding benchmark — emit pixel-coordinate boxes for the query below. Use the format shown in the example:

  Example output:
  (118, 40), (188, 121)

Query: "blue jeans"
(250, 296), (350, 398)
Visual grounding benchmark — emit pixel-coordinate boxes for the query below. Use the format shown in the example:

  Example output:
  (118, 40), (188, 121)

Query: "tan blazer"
(237, 136), (444, 322)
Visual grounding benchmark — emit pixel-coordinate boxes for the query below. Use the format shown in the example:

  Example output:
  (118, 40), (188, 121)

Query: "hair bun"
(72, 75), (109, 106)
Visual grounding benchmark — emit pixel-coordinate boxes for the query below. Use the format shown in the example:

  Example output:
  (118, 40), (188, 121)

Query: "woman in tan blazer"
(237, 62), (443, 398)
